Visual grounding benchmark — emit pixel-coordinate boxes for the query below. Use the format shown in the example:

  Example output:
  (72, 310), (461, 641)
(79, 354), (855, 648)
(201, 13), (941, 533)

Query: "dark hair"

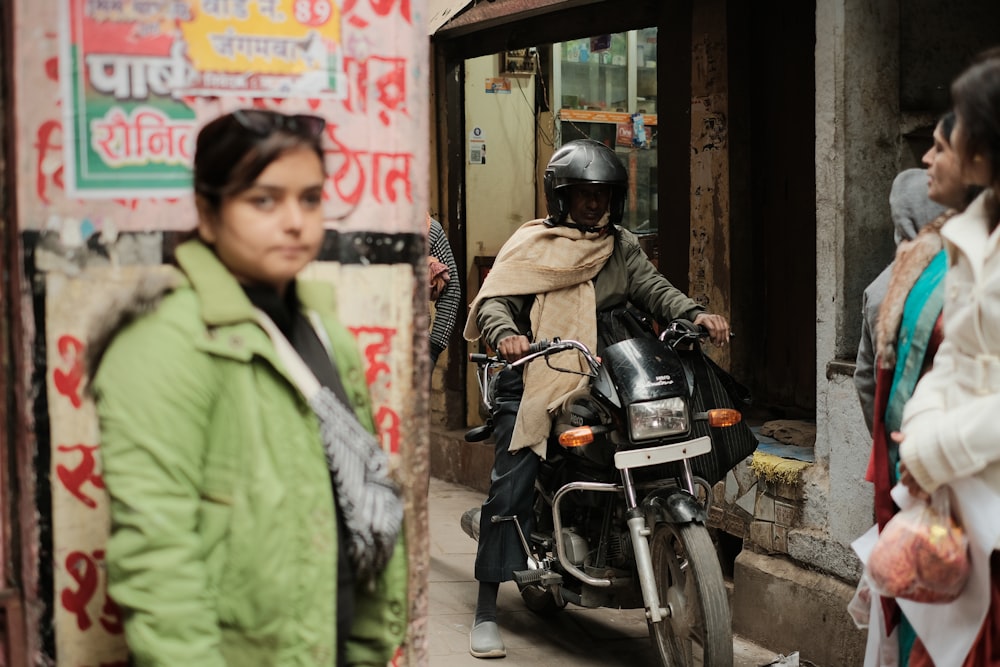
(951, 55), (1000, 187)
(193, 110), (327, 217)
(938, 111), (957, 143)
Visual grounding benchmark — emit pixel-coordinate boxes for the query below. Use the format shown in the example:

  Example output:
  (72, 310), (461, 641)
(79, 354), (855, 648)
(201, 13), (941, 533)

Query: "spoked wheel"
(648, 522), (733, 667)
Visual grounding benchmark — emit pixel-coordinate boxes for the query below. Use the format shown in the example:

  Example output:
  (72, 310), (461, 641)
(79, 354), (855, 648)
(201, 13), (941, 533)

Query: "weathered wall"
(689, 0), (732, 370)
(812, 0), (898, 581)
(899, 0), (1000, 112)
(812, 5), (1000, 582)
(13, 0), (430, 663)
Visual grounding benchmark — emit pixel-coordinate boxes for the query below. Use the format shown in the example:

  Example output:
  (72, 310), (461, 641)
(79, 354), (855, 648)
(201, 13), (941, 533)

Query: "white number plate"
(613, 436), (712, 470)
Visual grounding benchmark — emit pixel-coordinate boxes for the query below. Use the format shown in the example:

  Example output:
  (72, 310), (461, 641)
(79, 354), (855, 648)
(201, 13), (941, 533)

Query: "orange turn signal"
(707, 408), (742, 428)
(558, 427), (594, 448)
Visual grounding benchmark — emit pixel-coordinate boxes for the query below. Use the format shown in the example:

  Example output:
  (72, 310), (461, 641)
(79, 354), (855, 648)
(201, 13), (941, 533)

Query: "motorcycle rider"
(462, 138), (730, 658)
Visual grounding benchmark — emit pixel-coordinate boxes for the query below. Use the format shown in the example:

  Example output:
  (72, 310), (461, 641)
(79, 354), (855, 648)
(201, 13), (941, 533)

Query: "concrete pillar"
(812, 0), (899, 578)
(12, 0), (430, 663)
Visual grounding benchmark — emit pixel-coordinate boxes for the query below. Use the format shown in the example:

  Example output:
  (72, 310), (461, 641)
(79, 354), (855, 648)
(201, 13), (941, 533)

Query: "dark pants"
(474, 368), (540, 583)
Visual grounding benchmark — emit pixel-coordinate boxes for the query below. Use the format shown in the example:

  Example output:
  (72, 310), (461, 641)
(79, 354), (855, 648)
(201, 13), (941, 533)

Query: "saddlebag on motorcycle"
(679, 347), (758, 484)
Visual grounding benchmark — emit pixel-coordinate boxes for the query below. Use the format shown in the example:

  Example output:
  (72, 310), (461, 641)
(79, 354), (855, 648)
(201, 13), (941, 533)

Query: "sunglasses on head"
(231, 109), (327, 140)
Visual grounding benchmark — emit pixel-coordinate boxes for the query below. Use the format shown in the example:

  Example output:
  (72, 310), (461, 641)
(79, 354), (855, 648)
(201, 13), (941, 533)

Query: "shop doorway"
(433, 0), (818, 430)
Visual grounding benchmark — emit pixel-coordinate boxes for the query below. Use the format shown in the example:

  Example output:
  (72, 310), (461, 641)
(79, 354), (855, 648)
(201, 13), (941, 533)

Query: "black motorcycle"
(463, 320), (745, 667)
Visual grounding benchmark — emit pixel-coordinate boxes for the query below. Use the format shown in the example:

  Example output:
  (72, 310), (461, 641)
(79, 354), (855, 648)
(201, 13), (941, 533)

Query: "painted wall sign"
(21, 0), (423, 231)
(59, 0), (349, 198)
(179, 0), (346, 98)
(59, 0), (198, 197)
(46, 268), (161, 666)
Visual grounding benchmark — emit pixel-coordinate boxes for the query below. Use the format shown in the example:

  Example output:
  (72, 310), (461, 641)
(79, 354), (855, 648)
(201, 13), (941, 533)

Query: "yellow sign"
(179, 0), (345, 95)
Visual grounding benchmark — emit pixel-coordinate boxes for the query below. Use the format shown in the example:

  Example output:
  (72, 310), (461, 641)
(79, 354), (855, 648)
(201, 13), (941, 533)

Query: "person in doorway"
(87, 109), (407, 666)
(861, 111), (982, 667)
(896, 52), (1000, 666)
(428, 213), (461, 367)
(461, 138), (729, 658)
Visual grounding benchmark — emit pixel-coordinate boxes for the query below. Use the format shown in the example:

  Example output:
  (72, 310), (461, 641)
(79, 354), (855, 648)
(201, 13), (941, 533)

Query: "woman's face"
(952, 115), (994, 188)
(198, 146), (325, 294)
(921, 123), (966, 209)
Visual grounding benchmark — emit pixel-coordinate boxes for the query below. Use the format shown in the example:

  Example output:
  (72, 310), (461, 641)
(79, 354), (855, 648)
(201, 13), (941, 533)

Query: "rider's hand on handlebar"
(497, 334), (533, 362)
(693, 313), (731, 347)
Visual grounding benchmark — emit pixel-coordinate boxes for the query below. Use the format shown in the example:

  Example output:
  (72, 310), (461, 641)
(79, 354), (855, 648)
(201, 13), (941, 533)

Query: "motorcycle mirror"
(707, 408), (742, 428)
(558, 427), (595, 448)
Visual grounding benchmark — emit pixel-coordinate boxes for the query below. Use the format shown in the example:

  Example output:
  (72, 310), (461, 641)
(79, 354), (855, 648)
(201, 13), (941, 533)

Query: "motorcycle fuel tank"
(596, 337), (688, 405)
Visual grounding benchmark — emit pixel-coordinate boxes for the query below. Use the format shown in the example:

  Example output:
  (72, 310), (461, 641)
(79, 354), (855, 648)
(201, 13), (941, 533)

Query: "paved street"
(428, 477), (784, 667)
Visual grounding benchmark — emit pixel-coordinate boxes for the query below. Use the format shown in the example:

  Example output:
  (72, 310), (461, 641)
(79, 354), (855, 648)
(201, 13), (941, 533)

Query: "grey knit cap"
(890, 168), (947, 245)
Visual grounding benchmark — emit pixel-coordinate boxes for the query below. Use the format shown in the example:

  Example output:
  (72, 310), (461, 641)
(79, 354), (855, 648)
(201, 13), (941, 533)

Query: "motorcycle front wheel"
(648, 522), (733, 667)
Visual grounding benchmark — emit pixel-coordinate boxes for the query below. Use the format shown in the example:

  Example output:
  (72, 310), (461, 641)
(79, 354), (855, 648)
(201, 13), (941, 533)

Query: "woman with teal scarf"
(865, 111), (981, 666)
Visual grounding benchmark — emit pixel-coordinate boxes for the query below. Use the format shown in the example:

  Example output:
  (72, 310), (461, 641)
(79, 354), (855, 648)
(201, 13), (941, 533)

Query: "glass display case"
(553, 28), (658, 235)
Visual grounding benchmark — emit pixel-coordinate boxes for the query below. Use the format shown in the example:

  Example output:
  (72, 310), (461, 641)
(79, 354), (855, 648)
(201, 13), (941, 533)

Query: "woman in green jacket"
(89, 110), (407, 666)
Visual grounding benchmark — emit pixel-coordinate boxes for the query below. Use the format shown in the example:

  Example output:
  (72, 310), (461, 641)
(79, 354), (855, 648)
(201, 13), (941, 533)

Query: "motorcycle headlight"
(628, 397), (688, 440)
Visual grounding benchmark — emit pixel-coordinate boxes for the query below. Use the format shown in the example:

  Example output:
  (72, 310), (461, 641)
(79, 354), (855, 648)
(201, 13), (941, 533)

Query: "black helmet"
(543, 139), (628, 225)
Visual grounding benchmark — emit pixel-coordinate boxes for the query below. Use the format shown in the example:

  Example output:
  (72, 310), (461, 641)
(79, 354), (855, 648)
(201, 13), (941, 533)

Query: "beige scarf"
(465, 218), (615, 458)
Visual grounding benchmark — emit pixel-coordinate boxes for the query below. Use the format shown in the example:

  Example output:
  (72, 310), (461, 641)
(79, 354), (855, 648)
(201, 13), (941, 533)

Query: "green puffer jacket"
(90, 240), (408, 667)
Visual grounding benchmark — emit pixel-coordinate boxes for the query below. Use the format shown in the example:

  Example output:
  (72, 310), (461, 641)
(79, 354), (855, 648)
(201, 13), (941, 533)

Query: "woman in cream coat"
(899, 53), (1000, 666)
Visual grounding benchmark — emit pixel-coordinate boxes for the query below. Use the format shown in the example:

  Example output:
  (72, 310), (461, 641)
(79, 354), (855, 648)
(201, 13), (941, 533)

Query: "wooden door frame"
(1, 0), (32, 662)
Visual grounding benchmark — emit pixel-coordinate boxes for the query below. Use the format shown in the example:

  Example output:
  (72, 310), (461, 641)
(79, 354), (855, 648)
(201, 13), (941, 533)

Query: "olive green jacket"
(90, 240), (407, 667)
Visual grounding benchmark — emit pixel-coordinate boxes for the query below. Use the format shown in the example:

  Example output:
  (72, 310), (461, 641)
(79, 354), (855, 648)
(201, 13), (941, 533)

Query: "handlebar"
(659, 320), (736, 352)
(467, 338), (598, 374)
(526, 339), (551, 355)
(661, 319), (735, 342)
(468, 339), (552, 365)
(466, 338), (599, 417)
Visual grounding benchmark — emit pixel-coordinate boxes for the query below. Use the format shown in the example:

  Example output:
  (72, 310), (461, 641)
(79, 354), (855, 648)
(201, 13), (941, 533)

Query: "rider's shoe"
(469, 621), (506, 659)
(461, 507), (481, 541)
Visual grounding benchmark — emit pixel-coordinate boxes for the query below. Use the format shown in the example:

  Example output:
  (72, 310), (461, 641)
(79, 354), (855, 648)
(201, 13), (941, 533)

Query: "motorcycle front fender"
(642, 487), (707, 525)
